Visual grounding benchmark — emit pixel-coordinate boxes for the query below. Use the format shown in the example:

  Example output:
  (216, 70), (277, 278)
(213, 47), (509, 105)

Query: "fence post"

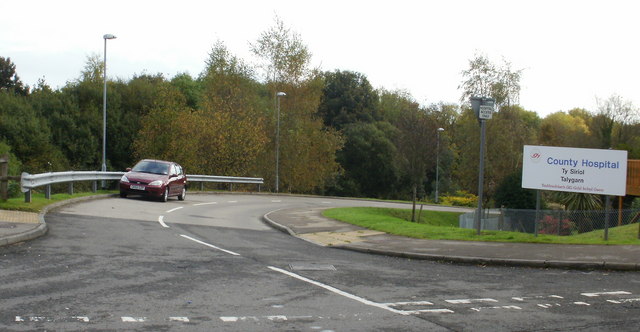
(92, 181), (97, 193)
(45, 185), (51, 199)
(25, 190), (32, 203)
(604, 196), (611, 241)
(0, 154), (7, 201)
(68, 182), (74, 195)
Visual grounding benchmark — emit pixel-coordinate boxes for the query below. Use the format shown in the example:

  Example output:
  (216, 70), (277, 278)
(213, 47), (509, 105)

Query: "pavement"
(2, 202), (640, 271)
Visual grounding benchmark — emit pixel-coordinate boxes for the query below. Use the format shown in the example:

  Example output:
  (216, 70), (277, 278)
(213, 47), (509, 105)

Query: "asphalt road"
(1, 193), (639, 331)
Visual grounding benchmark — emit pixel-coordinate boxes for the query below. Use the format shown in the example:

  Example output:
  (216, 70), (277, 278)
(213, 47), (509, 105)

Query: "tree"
(251, 17), (343, 193)
(459, 53), (522, 108)
(318, 70), (379, 129)
(0, 57), (27, 95)
(539, 111), (594, 148)
(333, 122), (399, 198)
(494, 170), (537, 209)
(250, 16), (312, 85)
(592, 94), (638, 149)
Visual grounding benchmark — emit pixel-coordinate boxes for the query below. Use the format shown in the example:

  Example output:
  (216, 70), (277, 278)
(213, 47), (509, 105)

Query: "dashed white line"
(446, 298), (498, 304)
(121, 317), (147, 322)
(581, 291), (631, 297)
(180, 234), (241, 256)
(158, 216), (169, 228)
(193, 202), (217, 206)
(169, 317), (190, 322)
(228, 200), (238, 203)
(166, 207), (183, 213)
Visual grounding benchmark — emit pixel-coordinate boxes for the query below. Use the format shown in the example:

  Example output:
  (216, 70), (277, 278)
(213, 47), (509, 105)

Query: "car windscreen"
(131, 161), (170, 175)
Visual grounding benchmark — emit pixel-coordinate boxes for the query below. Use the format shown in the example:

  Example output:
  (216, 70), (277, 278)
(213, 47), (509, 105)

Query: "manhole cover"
(289, 263), (336, 271)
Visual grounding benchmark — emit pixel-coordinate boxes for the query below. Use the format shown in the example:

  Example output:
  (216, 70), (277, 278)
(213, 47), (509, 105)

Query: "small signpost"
(470, 97), (495, 235)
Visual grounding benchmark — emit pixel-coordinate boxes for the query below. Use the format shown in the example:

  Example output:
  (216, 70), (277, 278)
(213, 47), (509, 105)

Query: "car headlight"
(148, 180), (163, 186)
(120, 175), (129, 182)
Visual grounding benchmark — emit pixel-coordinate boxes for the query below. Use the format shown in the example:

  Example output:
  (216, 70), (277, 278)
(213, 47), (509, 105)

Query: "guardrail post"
(229, 183), (233, 192)
(45, 185), (51, 199)
(92, 181), (97, 193)
(68, 182), (74, 195)
(25, 189), (31, 203)
(200, 182), (204, 191)
(258, 184), (261, 192)
(0, 154), (7, 201)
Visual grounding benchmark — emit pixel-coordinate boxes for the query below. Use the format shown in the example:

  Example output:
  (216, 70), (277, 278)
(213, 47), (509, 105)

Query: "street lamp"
(275, 91), (286, 193)
(102, 34), (116, 188)
(435, 127), (445, 203)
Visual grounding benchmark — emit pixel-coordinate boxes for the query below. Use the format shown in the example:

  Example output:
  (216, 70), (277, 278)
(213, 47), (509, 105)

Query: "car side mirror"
(170, 174), (178, 178)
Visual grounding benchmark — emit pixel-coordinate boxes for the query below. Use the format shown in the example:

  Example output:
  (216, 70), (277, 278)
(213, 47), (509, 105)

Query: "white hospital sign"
(522, 145), (628, 196)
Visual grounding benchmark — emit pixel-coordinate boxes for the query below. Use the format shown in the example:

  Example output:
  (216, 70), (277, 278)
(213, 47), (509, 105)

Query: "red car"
(119, 159), (187, 202)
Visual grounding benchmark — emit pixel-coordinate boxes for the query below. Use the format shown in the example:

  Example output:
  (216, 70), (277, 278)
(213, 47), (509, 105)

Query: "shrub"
(538, 215), (574, 235)
(440, 190), (477, 207)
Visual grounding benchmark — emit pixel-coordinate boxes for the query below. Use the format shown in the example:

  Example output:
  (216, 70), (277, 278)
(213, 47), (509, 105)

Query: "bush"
(440, 190), (477, 207)
(538, 215), (574, 235)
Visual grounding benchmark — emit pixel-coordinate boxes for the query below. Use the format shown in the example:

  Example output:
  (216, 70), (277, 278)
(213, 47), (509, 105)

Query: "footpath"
(2, 203), (640, 271)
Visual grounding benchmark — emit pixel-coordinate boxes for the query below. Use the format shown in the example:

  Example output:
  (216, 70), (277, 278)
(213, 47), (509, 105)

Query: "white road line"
(268, 266), (410, 315)
(72, 316), (90, 322)
(122, 317), (147, 322)
(228, 200), (238, 203)
(180, 234), (241, 256)
(193, 202), (217, 206)
(574, 302), (591, 306)
(385, 301), (434, 306)
(471, 305), (521, 312)
(169, 317), (190, 322)
(581, 291), (632, 297)
(166, 207), (183, 213)
(607, 298), (640, 304)
(446, 298), (498, 304)
(158, 216), (169, 228)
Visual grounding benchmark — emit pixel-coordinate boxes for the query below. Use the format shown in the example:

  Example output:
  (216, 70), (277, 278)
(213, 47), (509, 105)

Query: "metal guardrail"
(18, 171), (264, 202)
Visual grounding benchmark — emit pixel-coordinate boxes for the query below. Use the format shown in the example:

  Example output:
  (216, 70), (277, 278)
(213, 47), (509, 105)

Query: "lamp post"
(102, 34), (116, 188)
(275, 91), (286, 193)
(435, 127), (445, 203)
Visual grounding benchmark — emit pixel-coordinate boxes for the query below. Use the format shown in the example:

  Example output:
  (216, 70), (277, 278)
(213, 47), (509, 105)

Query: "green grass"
(0, 191), (116, 213)
(323, 207), (640, 245)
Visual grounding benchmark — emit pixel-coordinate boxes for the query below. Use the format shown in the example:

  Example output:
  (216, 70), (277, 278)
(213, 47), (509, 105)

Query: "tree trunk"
(411, 184), (417, 222)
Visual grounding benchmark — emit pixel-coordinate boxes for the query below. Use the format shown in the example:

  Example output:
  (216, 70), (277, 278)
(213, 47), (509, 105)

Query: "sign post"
(470, 97), (495, 235)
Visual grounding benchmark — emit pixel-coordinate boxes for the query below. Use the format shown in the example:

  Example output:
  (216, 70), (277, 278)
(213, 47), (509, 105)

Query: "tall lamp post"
(102, 34), (116, 188)
(275, 91), (286, 193)
(435, 127), (445, 203)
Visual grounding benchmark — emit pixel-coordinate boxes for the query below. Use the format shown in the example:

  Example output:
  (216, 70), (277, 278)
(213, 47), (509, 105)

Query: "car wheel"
(178, 187), (186, 201)
(161, 187), (169, 202)
(119, 192), (127, 198)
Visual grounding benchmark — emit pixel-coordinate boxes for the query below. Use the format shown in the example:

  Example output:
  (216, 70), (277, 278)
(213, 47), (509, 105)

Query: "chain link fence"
(460, 208), (640, 236)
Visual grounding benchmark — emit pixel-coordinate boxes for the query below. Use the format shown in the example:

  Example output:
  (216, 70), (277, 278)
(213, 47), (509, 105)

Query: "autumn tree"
(459, 53), (522, 108)
(0, 56), (27, 95)
(251, 17), (342, 192)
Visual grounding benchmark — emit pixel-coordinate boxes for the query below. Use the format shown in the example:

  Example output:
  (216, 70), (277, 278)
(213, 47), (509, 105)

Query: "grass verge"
(323, 207), (640, 245)
(0, 191), (116, 213)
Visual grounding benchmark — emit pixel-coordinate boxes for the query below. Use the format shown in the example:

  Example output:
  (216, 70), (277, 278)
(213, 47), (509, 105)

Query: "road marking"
(607, 298), (640, 304)
(512, 295), (564, 301)
(169, 317), (190, 322)
(471, 305), (521, 312)
(228, 200), (238, 203)
(385, 301), (434, 306)
(158, 216), (169, 228)
(581, 291), (631, 297)
(446, 298), (498, 304)
(537, 303), (561, 309)
(166, 207), (183, 213)
(193, 202), (217, 206)
(121, 317), (147, 322)
(268, 266), (410, 315)
(574, 302), (590, 306)
(180, 234), (241, 256)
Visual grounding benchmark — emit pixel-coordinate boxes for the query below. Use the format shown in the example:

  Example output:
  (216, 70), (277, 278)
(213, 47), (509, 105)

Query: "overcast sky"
(2, 0), (638, 117)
